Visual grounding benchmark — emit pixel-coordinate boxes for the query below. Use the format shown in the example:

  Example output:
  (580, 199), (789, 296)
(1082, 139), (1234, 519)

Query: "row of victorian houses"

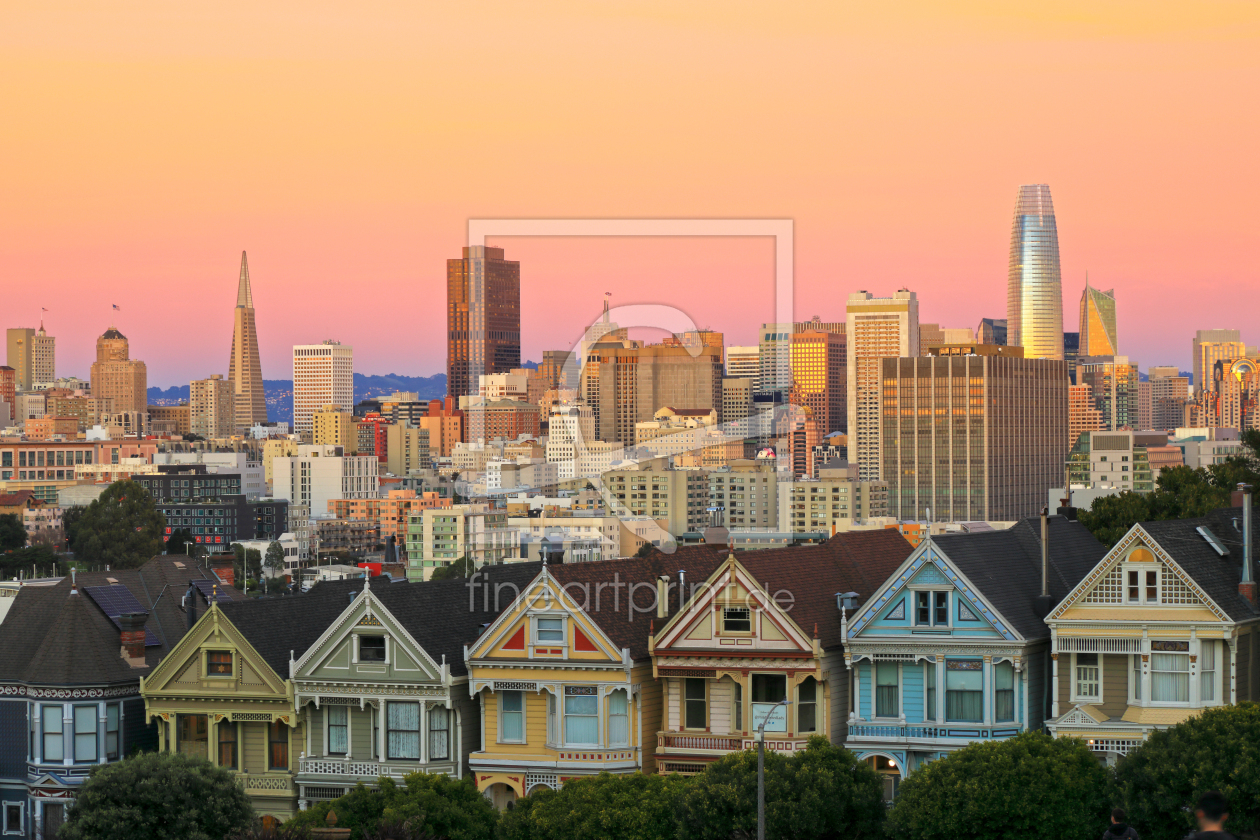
(0, 499), (1258, 831)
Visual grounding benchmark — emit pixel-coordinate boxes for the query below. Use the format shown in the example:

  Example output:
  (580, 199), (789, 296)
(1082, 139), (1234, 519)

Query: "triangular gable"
(467, 569), (624, 664)
(293, 580), (441, 682)
(653, 555), (813, 653)
(848, 541), (1020, 642)
(141, 604), (287, 698)
(1050, 524), (1228, 621)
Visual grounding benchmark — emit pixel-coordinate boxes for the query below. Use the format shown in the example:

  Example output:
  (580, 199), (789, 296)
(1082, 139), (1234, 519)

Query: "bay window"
(73, 706), (97, 762)
(176, 714), (207, 760)
(751, 674), (787, 731)
(499, 691), (524, 742)
(388, 701), (421, 758)
(798, 677), (817, 732)
(564, 687), (598, 745)
(924, 662), (936, 721)
(734, 683), (743, 731)
(42, 706), (63, 762)
(875, 663), (899, 718)
(1151, 642), (1190, 703)
(945, 660), (982, 722)
(994, 662), (1015, 722)
(327, 705), (348, 755)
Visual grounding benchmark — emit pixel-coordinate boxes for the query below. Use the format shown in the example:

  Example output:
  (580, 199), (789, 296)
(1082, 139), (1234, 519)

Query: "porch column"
(1140, 630), (1151, 708)
(1189, 628), (1200, 707)
(62, 703), (72, 767)
(346, 704), (353, 760)
(419, 702), (428, 765)
(33, 704), (41, 764)
(1020, 663), (1029, 728)
(208, 718), (218, 767)
(98, 702), (107, 764)
(936, 655), (945, 723)
(982, 657), (992, 725)
(869, 659), (876, 720)
(1051, 653), (1060, 718)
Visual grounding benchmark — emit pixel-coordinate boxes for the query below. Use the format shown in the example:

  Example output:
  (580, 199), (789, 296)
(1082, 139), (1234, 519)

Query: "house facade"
(843, 516), (1106, 798)
(1046, 507), (1260, 762)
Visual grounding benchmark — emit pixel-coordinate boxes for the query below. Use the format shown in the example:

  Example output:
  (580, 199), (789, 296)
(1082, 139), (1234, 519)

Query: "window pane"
(876, 663), (898, 718)
(995, 663), (1015, 722)
(501, 691), (523, 712)
(925, 663), (937, 721)
(429, 706), (450, 760)
(609, 690), (629, 746)
(218, 722), (237, 768)
(328, 705), (348, 754)
(176, 714), (207, 760)
(537, 618), (564, 641)
(751, 674), (786, 703)
(1152, 653), (1189, 702)
(684, 679), (706, 729)
(500, 692), (523, 742)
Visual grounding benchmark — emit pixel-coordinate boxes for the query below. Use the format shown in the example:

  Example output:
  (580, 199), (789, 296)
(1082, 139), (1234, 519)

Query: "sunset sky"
(2, 1), (1258, 385)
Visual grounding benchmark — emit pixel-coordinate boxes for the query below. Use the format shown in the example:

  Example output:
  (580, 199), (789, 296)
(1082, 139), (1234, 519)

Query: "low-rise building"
(1066, 431), (1162, 493)
(707, 460), (777, 531)
(404, 505), (517, 581)
(779, 467), (888, 534)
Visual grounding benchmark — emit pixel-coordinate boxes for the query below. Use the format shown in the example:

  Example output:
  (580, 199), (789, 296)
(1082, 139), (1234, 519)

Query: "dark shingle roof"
(0, 556), (242, 687)
(931, 516), (1109, 640)
(1139, 506), (1260, 622)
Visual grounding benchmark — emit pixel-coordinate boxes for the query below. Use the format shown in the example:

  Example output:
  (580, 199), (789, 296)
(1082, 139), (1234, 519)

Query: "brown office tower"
(90, 327), (147, 414)
(790, 330), (846, 435)
(228, 251), (267, 428)
(880, 355), (1068, 522)
(447, 246), (521, 401)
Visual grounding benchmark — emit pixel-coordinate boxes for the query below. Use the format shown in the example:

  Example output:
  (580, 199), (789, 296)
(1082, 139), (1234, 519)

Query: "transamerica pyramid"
(227, 251), (268, 428)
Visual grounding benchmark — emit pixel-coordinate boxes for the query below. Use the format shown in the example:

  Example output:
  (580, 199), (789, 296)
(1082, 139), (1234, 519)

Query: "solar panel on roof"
(1197, 526), (1230, 557)
(192, 579), (233, 603)
(82, 585), (161, 647)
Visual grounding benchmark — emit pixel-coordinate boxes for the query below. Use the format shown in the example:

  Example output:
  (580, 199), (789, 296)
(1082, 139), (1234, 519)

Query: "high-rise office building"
(313, 404), (357, 452)
(0, 366), (15, 423)
(227, 251), (267, 428)
(1193, 329), (1246, 397)
(794, 316), (845, 335)
(6, 325), (55, 391)
(880, 355), (1068, 522)
(292, 341), (354, 435)
(846, 290), (919, 481)
(758, 323), (792, 395)
(1149, 367), (1190, 432)
(539, 349), (579, 391)
(1007, 184), (1064, 360)
(1063, 332), (1080, 384)
(189, 374), (236, 439)
(1069, 383), (1103, 448)
(976, 318), (1008, 346)
(90, 327), (147, 414)
(1077, 356), (1140, 431)
(1078, 283), (1118, 357)
(726, 346), (760, 381)
(789, 330), (846, 436)
(446, 246), (520, 401)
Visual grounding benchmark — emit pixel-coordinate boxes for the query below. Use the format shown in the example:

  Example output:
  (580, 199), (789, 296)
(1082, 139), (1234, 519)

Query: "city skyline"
(1, 2), (1257, 384)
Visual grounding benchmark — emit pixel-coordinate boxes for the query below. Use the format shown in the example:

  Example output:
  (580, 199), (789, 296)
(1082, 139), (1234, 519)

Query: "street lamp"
(756, 698), (792, 840)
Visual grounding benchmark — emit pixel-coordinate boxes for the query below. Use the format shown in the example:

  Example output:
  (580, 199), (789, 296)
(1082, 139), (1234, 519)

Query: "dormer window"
(723, 607), (751, 632)
(1126, 569), (1160, 604)
(536, 617), (564, 643)
(360, 636), (386, 662)
(915, 591), (949, 626)
(207, 651), (233, 677)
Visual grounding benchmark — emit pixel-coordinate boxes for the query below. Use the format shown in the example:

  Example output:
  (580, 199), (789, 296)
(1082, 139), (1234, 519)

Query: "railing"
(297, 758), (430, 779)
(849, 724), (944, 740)
(848, 723), (1021, 741)
(657, 732), (746, 752)
(238, 773), (296, 795)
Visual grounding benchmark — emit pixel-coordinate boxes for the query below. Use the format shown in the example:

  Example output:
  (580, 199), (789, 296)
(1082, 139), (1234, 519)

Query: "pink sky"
(2, 2), (1257, 385)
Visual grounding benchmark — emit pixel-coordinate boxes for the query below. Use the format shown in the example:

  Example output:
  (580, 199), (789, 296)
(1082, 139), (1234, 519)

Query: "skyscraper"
(90, 327), (147, 414)
(1007, 184), (1064, 360)
(1077, 356), (1140, 431)
(757, 323), (792, 395)
(6, 325), (55, 391)
(227, 251), (267, 428)
(976, 318), (1007, 346)
(725, 346), (760, 381)
(789, 330), (846, 436)
(189, 374), (236, 439)
(846, 289), (918, 481)
(1193, 329), (1246, 398)
(1078, 282), (1118, 357)
(293, 341), (354, 436)
(447, 246), (520, 401)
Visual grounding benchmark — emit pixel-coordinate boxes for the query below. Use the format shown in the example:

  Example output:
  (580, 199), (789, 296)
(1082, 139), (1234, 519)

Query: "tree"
(1111, 703), (1260, 840)
(674, 737), (885, 840)
(885, 731), (1108, 840)
(65, 480), (166, 569)
(429, 555), (475, 581)
(59, 751), (254, 840)
(633, 542), (657, 559)
(287, 773), (496, 840)
(264, 540), (286, 576)
(498, 773), (687, 840)
(166, 528), (193, 555)
(0, 544), (59, 577)
(0, 513), (26, 551)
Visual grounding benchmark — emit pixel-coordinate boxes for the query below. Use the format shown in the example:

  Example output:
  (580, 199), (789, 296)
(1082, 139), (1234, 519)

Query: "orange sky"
(2, 1), (1257, 384)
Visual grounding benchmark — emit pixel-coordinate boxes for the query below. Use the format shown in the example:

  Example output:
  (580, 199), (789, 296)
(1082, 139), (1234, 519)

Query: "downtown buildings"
(847, 290), (919, 482)
(5, 326), (55, 392)
(1007, 184), (1064, 361)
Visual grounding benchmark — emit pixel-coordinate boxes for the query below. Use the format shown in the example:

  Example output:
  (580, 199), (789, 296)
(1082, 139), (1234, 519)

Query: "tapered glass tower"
(228, 251), (267, 428)
(1078, 281), (1118, 357)
(1007, 184), (1064, 360)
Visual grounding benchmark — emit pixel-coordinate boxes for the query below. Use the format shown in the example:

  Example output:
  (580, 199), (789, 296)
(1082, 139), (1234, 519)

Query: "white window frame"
(1130, 654), (1142, 702)
(1071, 653), (1101, 703)
(721, 606), (752, 634)
(874, 661), (900, 719)
(326, 704), (349, 756)
(608, 689), (629, 747)
(1149, 646), (1192, 706)
(533, 614), (566, 645)
(563, 689), (600, 747)
(912, 589), (951, 627)
(104, 703), (120, 761)
(1200, 640), (1219, 706)
(498, 691), (526, 743)
(1123, 564), (1161, 605)
(72, 705), (97, 763)
(3, 801), (23, 836)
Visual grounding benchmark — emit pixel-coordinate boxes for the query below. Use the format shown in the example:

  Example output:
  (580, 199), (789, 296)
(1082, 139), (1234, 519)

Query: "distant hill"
(1136, 370), (1193, 384)
(148, 372), (447, 426)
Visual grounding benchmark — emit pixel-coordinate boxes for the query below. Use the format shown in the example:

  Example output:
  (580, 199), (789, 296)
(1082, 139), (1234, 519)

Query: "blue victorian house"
(841, 515), (1106, 799)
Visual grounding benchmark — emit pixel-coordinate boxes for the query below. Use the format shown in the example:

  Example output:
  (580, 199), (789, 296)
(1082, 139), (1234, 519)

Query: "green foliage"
(65, 480), (166, 569)
(226, 821), (312, 840)
(165, 528), (193, 555)
(265, 540), (286, 572)
(0, 513), (26, 550)
(287, 774), (495, 840)
(0, 544), (60, 576)
(498, 772), (687, 840)
(633, 542), (657, 559)
(674, 737), (885, 840)
(59, 751), (254, 840)
(1111, 702), (1260, 840)
(428, 555), (474, 581)
(885, 731), (1108, 840)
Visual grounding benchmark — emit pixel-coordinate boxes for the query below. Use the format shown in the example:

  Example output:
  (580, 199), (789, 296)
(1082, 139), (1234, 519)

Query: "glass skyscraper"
(1007, 184), (1064, 360)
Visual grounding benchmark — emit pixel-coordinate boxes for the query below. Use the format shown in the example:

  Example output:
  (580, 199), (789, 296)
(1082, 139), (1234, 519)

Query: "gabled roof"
(217, 562), (545, 679)
(0, 556), (242, 687)
(928, 516), (1108, 640)
(1124, 507), (1259, 622)
(0, 491), (40, 509)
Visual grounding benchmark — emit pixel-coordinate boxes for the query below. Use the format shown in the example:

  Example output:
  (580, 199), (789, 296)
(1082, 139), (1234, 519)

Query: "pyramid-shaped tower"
(227, 251), (267, 427)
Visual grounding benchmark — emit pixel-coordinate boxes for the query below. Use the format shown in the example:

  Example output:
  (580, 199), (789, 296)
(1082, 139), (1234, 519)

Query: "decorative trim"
(357, 615), (383, 626)
(494, 681), (538, 692)
(957, 602), (978, 622)
(886, 600), (906, 621)
(0, 685), (138, 700)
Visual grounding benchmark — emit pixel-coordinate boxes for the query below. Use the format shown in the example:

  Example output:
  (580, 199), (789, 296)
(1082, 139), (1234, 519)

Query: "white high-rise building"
(271, 443), (379, 558)
(726, 346), (760, 381)
(846, 289), (919, 482)
(292, 340), (353, 436)
(758, 324), (792, 394)
(546, 404), (596, 481)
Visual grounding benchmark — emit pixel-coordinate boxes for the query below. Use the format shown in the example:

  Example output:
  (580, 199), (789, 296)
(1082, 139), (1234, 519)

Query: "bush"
(1112, 703), (1260, 840)
(674, 736), (885, 840)
(498, 772), (686, 840)
(287, 774), (495, 840)
(885, 731), (1108, 840)
(59, 751), (254, 840)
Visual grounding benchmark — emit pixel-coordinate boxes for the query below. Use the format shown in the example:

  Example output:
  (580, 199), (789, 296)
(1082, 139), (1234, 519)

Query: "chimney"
(1239, 484), (1255, 608)
(185, 581), (197, 631)
(1032, 507), (1053, 618)
(119, 612), (147, 666)
(656, 576), (669, 619)
(678, 569), (686, 613)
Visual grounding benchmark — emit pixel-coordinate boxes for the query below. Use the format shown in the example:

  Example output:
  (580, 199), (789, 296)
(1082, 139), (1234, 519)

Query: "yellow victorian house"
(1046, 504), (1260, 763)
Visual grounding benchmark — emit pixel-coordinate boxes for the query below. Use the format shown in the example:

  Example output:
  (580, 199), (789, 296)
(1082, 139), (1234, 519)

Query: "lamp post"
(757, 698), (792, 840)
